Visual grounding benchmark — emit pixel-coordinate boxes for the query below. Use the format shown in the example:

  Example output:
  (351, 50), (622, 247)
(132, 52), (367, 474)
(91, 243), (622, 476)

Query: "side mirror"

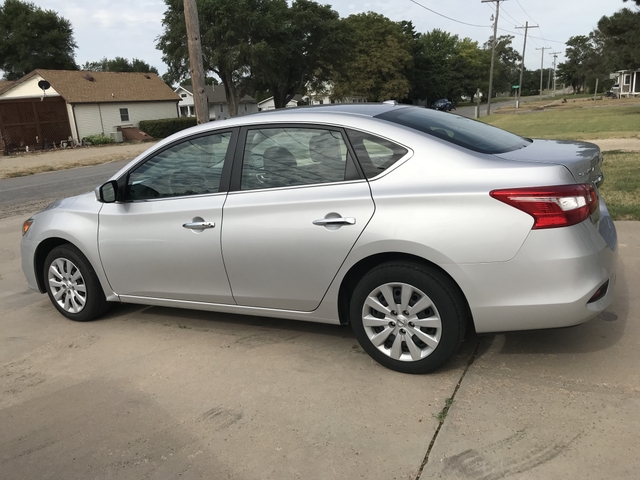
(95, 180), (118, 203)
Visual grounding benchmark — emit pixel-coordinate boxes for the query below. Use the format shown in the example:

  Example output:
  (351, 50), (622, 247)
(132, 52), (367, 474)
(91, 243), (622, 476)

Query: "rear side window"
(376, 107), (530, 154)
(346, 129), (408, 179)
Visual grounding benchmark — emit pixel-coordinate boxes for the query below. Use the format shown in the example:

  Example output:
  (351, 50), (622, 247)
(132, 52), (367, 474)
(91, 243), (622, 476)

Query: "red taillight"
(490, 184), (598, 229)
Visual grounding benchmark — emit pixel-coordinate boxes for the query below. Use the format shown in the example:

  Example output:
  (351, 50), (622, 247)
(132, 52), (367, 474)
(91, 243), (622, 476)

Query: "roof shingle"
(30, 70), (180, 104)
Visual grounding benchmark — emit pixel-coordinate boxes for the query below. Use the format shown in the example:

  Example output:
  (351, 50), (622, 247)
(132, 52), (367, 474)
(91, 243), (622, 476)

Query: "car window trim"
(228, 124), (364, 193)
(117, 127), (239, 203)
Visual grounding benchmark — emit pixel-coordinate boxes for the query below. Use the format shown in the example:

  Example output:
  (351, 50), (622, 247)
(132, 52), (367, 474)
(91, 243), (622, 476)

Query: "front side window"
(127, 132), (231, 201)
(241, 127), (349, 190)
(346, 129), (408, 179)
(119, 108), (129, 122)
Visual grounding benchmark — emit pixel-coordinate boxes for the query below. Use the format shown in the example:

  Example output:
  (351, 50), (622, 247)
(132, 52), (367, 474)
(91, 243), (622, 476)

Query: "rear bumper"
(452, 202), (617, 333)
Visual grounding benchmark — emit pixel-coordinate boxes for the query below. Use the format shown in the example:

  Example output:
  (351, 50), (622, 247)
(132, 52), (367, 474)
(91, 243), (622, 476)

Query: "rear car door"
(221, 125), (375, 311)
(98, 130), (237, 303)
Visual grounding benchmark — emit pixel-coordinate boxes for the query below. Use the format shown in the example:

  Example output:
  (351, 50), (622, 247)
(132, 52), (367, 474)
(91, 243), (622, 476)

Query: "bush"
(84, 134), (115, 145)
(138, 117), (198, 138)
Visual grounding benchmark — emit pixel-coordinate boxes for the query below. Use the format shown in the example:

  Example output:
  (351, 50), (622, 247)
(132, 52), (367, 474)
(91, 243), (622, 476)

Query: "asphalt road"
(0, 160), (129, 219)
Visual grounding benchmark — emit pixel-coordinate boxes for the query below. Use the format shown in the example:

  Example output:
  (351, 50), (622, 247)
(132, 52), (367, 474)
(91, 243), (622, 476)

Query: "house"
(257, 95), (303, 111)
(304, 93), (366, 106)
(613, 69), (640, 97)
(0, 69), (180, 153)
(174, 85), (258, 119)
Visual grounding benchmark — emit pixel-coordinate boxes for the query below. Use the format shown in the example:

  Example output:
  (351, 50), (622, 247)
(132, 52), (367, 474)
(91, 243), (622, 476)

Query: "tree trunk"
(273, 88), (287, 109)
(219, 71), (239, 117)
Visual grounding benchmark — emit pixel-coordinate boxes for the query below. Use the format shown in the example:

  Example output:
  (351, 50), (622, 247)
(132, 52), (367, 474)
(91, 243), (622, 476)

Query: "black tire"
(43, 244), (110, 322)
(350, 262), (466, 374)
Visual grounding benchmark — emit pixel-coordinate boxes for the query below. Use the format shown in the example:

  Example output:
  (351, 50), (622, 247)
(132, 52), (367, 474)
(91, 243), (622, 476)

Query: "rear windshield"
(376, 107), (530, 154)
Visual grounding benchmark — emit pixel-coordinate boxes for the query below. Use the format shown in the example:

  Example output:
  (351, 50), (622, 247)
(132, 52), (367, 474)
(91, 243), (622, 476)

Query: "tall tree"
(482, 35), (521, 95)
(0, 0), (77, 80)
(332, 13), (412, 102)
(557, 34), (602, 93)
(82, 57), (159, 74)
(598, 8), (640, 70)
(250, 0), (346, 109)
(158, 0), (275, 117)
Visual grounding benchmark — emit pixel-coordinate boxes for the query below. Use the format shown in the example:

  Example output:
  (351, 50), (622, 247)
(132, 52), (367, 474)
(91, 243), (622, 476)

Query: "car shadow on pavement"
(481, 262), (629, 356)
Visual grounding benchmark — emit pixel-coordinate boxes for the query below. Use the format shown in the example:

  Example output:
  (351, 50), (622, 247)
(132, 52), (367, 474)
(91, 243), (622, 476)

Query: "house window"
(319, 100), (324, 105)
(181, 93), (187, 98)
(221, 105), (224, 112)
(119, 108), (130, 122)
(624, 75), (631, 85)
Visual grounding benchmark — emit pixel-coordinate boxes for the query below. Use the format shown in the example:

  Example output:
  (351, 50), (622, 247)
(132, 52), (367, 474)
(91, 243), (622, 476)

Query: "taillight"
(490, 184), (598, 229)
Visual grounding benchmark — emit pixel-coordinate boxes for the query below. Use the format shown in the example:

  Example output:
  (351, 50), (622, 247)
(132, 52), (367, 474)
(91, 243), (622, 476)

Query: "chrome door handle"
(312, 217), (356, 226)
(182, 221), (215, 229)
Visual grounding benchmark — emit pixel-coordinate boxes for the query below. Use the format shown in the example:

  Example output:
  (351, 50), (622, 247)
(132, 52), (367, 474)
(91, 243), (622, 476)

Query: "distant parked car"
(21, 104), (617, 374)
(607, 84), (620, 98)
(431, 99), (455, 111)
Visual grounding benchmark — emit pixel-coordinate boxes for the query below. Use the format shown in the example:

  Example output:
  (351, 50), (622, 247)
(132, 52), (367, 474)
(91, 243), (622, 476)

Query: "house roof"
(0, 80), (15, 95)
(4, 70), (180, 104)
(180, 85), (256, 104)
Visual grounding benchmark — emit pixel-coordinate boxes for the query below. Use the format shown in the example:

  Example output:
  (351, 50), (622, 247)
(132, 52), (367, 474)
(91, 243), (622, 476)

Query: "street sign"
(512, 85), (520, 89)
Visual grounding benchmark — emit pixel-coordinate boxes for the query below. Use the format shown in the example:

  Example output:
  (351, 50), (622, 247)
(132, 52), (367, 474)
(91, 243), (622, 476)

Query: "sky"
(31, 0), (633, 75)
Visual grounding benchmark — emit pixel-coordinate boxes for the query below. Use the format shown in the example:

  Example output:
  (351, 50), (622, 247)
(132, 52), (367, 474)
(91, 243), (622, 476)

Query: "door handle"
(182, 221), (215, 229)
(312, 217), (356, 226)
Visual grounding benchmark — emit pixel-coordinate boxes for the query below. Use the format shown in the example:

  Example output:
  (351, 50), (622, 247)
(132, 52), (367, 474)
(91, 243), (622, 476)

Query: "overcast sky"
(33, 0), (632, 74)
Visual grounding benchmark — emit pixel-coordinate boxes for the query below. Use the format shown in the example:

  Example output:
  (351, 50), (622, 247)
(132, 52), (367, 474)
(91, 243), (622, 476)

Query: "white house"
(614, 69), (640, 97)
(0, 69), (180, 152)
(257, 95), (302, 111)
(174, 85), (258, 119)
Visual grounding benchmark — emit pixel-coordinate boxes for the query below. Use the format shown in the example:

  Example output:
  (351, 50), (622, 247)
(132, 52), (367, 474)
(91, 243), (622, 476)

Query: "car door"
(98, 129), (236, 303)
(221, 125), (375, 311)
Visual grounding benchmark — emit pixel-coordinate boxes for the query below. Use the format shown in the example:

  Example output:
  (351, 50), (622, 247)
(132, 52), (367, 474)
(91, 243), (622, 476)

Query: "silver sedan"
(21, 104), (618, 373)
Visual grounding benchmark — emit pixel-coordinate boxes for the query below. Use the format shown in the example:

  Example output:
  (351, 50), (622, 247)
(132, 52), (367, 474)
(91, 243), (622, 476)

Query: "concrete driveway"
(1, 214), (638, 480)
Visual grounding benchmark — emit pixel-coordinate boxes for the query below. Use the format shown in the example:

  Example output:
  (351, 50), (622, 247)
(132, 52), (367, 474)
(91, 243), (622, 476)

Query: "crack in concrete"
(414, 338), (481, 480)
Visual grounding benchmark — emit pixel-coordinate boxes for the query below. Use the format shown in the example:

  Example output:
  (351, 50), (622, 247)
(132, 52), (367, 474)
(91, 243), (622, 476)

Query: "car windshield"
(376, 107), (531, 154)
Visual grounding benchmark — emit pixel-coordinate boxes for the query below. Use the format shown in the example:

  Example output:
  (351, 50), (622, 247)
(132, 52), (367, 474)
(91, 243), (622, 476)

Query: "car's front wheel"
(44, 244), (110, 321)
(350, 262), (466, 374)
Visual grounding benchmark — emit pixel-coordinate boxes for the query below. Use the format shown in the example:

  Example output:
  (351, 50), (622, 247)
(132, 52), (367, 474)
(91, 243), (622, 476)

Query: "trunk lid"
(493, 139), (603, 187)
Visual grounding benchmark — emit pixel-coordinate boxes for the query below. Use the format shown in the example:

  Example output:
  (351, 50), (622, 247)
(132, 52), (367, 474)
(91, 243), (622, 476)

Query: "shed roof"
(4, 70), (180, 103)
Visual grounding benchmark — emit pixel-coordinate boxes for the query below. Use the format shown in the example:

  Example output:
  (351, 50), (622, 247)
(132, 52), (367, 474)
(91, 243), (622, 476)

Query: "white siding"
(0, 75), (61, 99)
(73, 101), (178, 139)
(74, 104), (103, 139)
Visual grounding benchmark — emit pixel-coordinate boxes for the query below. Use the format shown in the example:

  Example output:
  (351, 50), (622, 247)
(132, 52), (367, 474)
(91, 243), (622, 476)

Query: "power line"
(407, 0), (491, 28)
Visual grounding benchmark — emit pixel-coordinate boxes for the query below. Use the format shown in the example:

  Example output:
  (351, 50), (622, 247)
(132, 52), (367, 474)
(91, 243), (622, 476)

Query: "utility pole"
(183, 0), (209, 124)
(482, 0), (502, 116)
(515, 21), (538, 108)
(551, 51), (561, 97)
(536, 47), (549, 100)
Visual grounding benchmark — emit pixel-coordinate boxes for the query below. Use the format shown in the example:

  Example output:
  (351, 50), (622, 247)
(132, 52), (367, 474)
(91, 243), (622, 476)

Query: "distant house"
(614, 69), (640, 96)
(257, 95), (304, 111)
(0, 69), (179, 152)
(304, 93), (367, 106)
(174, 85), (258, 119)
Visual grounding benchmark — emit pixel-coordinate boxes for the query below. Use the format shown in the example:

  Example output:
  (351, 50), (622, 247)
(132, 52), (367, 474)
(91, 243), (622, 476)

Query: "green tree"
(598, 8), (640, 70)
(333, 12), (412, 101)
(82, 57), (159, 74)
(158, 0), (279, 117)
(250, 0), (346, 109)
(0, 0), (77, 80)
(557, 34), (603, 93)
(483, 35), (521, 95)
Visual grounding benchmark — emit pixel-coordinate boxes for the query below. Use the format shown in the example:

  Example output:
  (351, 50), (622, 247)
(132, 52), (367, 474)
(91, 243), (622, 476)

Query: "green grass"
(481, 105), (640, 140)
(600, 151), (640, 220)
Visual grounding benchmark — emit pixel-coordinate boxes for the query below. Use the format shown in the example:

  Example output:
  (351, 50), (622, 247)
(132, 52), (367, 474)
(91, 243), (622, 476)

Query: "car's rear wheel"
(350, 262), (466, 374)
(44, 244), (110, 321)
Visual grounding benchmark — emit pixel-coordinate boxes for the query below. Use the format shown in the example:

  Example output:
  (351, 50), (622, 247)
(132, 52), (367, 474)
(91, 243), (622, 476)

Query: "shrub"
(138, 117), (198, 138)
(84, 134), (115, 145)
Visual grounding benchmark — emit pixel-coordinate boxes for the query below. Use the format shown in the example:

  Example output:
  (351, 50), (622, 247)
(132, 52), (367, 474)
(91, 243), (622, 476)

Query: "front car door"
(221, 125), (375, 311)
(98, 130), (236, 303)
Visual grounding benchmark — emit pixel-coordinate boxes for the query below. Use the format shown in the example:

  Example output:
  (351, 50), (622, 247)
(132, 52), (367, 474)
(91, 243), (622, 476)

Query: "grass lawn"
(599, 151), (640, 221)
(481, 104), (640, 140)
